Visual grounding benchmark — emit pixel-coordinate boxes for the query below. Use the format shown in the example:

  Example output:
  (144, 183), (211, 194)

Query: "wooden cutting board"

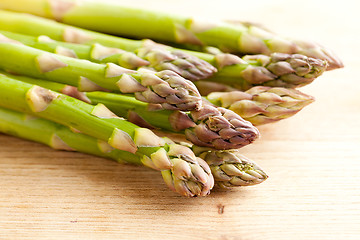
(1, 0), (359, 239)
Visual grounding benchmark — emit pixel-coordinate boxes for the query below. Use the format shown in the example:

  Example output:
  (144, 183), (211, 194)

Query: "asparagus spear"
(10, 70), (309, 127)
(2, 71), (260, 150)
(0, 0), (342, 70)
(0, 106), (214, 197)
(206, 86), (315, 125)
(162, 137), (268, 187)
(192, 146), (268, 187)
(0, 11), (327, 89)
(0, 36), (202, 111)
(2, 30), (327, 90)
(86, 92), (261, 151)
(0, 30), (217, 81)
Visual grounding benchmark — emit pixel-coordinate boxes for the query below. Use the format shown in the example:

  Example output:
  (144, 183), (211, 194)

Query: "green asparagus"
(0, 0), (342, 70)
(0, 36), (202, 111)
(206, 86), (315, 125)
(193, 146), (268, 187)
(0, 106), (214, 197)
(10, 70), (311, 127)
(0, 11), (327, 90)
(2, 71), (260, 150)
(0, 30), (217, 81)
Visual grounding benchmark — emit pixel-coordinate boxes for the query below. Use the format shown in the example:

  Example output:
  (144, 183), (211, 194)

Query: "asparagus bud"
(193, 146), (268, 187)
(207, 86), (315, 125)
(183, 103), (260, 150)
(136, 40), (217, 81)
(205, 53), (328, 90)
(241, 53), (327, 87)
(133, 70), (202, 111)
(158, 144), (214, 197)
(292, 39), (344, 71)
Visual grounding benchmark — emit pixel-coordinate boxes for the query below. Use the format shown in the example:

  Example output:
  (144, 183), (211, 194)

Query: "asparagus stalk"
(0, 106), (214, 197)
(12, 69), (309, 127)
(193, 146), (268, 187)
(2, 30), (327, 90)
(2, 71), (260, 150)
(0, 36), (202, 111)
(0, 0), (342, 70)
(0, 30), (217, 81)
(206, 86), (315, 125)
(0, 11), (327, 90)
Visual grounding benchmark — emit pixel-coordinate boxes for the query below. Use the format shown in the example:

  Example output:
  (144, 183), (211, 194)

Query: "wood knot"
(217, 204), (225, 214)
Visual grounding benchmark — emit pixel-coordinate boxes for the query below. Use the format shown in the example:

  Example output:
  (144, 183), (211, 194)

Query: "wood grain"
(1, 0), (360, 239)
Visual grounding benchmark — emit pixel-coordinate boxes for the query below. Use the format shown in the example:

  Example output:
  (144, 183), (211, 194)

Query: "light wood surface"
(1, 0), (360, 239)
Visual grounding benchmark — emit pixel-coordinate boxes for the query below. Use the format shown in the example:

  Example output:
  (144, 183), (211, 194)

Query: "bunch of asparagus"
(0, 0), (342, 197)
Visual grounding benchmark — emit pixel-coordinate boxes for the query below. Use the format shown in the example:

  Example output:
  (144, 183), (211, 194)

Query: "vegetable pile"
(0, 0), (342, 197)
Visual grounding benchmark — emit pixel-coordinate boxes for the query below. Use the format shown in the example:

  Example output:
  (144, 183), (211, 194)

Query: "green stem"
(0, 30), (217, 81)
(0, 106), (141, 164)
(0, 9), (141, 50)
(0, 39), (202, 111)
(85, 91), (174, 131)
(0, 30), (92, 60)
(0, 41), (119, 90)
